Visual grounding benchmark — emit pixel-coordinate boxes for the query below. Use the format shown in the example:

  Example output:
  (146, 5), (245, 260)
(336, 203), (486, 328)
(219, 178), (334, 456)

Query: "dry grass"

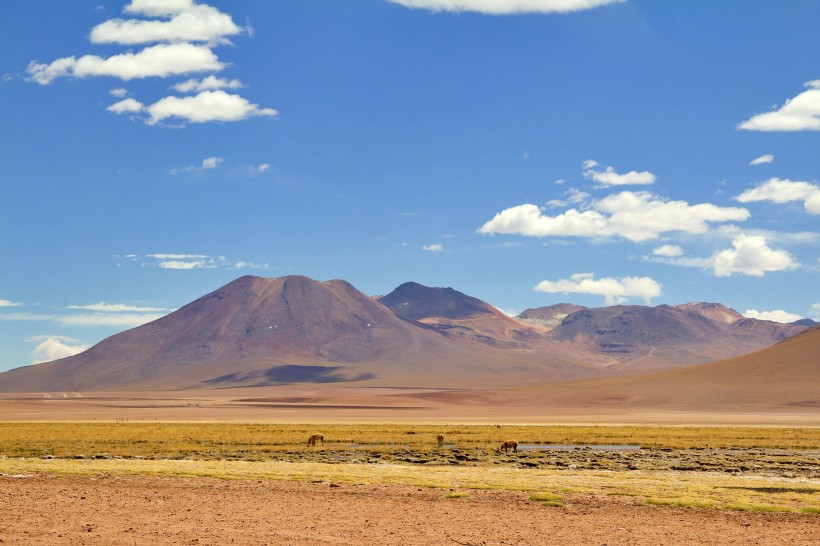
(0, 422), (818, 459)
(1, 457), (817, 513)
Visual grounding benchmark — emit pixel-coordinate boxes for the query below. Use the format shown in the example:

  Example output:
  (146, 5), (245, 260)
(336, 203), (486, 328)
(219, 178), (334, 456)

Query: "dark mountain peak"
(379, 282), (498, 321)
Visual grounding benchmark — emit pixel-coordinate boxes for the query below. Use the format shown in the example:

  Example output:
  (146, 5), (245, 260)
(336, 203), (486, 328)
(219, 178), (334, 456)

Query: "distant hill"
(0, 276), (593, 392)
(516, 304), (587, 329)
(0, 275), (808, 392)
(378, 282), (545, 348)
(547, 304), (805, 371)
(525, 326), (820, 411)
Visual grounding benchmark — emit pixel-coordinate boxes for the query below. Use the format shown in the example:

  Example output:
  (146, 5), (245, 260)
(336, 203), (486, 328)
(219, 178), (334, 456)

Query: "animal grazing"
(436, 433), (444, 447)
(497, 440), (518, 454)
(307, 433), (324, 447)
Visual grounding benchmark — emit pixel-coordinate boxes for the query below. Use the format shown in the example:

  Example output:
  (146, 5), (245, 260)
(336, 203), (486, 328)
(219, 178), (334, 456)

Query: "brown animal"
(307, 433), (324, 447)
(497, 440), (518, 454)
(436, 433), (444, 447)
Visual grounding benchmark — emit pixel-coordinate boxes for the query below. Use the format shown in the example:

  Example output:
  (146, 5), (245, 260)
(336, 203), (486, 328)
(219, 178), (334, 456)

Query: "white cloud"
(90, 0), (241, 45)
(389, 0), (623, 15)
(0, 299), (23, 307)
(709, 234), (799, 277)
(27, 43), (225, 85)
(108, 97), (145, 114)
(30, 336), (90, 365)
(137, 90), (277, 125)
(422, 243), (444, 252)
(233, 261), (269, 270)
(173, 75), (243, 93)
(252, 163), (271, 173)
(749, 154), (774, 166)
(652, 244), (684, 257)
(546, 188), (590, 207)
(479, 191), (749, 242)
(147, 253), (208, 259)
(56, 312), (166, 327)
(534, 272), (662, 305)
(110, 87), (128, 97)
(735, 178), (820, 215)
(810, 303), (820, 321)
(743, 309), (802, 323)
(738, 80), (820, 132)
(582, 161), (656, 187)
(157, 260), (210, 269)
(66, 302), (172, 313)
(170, 156), (223, 174)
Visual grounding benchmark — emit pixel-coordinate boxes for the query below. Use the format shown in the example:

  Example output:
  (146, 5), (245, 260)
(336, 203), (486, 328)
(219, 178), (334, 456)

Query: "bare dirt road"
(1, 474), (817, 545)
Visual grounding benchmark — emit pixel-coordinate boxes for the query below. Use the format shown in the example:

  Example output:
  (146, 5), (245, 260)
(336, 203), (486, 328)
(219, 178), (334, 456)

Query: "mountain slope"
(517, 304), (587, 329)
(548, 304), (806, 371)
(378, 282), (546, 347)
(532, 325), (820, 410)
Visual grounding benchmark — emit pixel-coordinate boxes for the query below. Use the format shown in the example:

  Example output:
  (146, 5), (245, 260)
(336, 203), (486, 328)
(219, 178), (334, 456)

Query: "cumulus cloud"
(546, 188), (590, 207)
(170, 156), (223, 174)
(112, 90), (278, 126)
(389, 0), (623, 15)
(652, 244), (684, 257)
(738, 80), (820, 132)
(534, 272), (662, 305)
(749, 154), (774, 166)
(172, 75), (242, 93)
(29, 336), (90, 365)
(709, 234), (799, 277)
(0, 299), (23, 307)
(26, 1), (277, 127)
(735, 178), (820, 215)
(250, 163), (271, 173)
(90, 0), (241, 45)
(422, 243), (444, 252)
(582, 161), (656, 187)
(479, 191), (749, 242)
(27, 43), (225, 85)
(233, 261), (269, 270)
(811, 303), (820, 321)
(742, 309), (803, 323)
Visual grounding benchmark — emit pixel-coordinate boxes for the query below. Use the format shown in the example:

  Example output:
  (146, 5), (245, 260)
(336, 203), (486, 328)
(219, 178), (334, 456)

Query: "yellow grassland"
(0, 422), (818, 458)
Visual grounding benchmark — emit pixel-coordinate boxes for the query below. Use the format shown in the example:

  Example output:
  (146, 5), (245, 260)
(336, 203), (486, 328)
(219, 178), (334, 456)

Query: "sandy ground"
(1, 387), (818, 425)
(0, 474), (817, 546)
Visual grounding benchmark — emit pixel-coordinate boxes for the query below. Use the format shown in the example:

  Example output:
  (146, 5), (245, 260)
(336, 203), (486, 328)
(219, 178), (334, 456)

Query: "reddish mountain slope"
(547, 304), (806, 371)
(0, 276), (598, 392)
(378, 282), (546, 348)
(529, 326), (820, 411)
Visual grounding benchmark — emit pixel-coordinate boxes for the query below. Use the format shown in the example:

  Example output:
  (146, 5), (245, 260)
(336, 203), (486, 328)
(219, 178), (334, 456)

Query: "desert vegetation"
(0, 422), (818, 515)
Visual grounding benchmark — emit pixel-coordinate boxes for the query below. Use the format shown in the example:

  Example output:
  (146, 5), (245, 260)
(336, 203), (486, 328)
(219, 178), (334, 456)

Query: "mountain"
(674, 302), (744, 324)
(377, 282), (546, 348)
(522, 326), (820, 411)
(0, 276), (595, 392)
(547, 304), (806, 371)
(517, 304), (587, 329)
(0, 275), (808, 392)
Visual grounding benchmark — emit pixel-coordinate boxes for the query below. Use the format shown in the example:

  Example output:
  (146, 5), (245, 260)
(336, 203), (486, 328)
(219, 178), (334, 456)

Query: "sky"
(0, 0), (818, 371)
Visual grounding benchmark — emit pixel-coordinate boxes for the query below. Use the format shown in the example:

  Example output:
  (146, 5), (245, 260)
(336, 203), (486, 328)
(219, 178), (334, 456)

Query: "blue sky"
(1, 0), (818, 371)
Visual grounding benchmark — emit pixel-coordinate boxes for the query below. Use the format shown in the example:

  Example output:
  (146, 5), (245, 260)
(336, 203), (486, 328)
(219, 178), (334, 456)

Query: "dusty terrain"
(1, 473), (817, 545)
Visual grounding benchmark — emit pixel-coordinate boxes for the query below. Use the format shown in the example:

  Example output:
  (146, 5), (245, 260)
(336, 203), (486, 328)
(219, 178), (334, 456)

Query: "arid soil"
(1, 473), (818, 546)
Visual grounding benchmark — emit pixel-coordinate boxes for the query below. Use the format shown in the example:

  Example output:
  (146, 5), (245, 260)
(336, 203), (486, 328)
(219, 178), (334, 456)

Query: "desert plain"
(1, 386), (818, 545)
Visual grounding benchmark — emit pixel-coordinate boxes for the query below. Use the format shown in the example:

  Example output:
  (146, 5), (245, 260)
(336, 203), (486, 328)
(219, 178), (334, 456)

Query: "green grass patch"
(725, 503), (796, 513)
(444, 492), (469, 499)
(799, 506), (820, 515)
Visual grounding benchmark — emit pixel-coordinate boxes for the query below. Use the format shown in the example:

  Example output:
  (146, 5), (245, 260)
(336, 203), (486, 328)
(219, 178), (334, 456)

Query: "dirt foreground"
(0, 473), (816, 546)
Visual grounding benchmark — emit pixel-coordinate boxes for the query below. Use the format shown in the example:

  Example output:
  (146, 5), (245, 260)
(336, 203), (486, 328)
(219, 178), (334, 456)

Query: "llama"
(497, 440), (518, 454)
(307, 433), (325, 447)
